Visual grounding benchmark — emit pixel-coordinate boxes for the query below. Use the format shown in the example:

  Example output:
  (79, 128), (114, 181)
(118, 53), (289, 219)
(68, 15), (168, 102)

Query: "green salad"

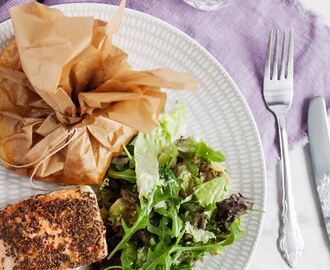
(93, 104), (253, 270)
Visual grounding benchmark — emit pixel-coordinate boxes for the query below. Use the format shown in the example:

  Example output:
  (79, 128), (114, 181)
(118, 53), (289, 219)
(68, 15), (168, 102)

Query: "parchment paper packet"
(0, 1), (198, 185)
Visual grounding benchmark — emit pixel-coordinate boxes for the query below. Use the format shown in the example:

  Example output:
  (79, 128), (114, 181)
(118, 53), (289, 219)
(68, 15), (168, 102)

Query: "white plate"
(0, 3), (266, 270)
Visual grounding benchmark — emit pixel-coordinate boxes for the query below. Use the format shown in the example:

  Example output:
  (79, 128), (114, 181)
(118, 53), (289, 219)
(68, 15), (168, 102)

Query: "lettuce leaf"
(193, 177), (226, 207)
(195, 141), (225, 163)
(184, 222), (216, 244)
(134, 103), (187, 198)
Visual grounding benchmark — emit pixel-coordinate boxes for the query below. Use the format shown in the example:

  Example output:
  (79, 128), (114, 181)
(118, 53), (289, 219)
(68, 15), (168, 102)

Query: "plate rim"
(0, 3), (267, 269)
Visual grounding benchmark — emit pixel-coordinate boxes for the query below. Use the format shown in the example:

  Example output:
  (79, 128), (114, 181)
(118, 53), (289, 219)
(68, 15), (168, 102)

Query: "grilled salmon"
(0, 186), (107, 270)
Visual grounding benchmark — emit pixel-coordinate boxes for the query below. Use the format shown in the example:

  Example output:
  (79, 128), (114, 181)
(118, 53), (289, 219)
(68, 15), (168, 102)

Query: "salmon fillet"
(0, 186), (107, 270)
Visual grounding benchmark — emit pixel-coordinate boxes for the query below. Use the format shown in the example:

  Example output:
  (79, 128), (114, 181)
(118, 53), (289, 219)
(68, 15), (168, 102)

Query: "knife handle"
(277, 119), (304, 268)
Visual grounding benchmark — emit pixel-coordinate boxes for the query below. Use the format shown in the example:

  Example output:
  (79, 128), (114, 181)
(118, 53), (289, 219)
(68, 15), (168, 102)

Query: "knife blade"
(308, 96), (330, 242)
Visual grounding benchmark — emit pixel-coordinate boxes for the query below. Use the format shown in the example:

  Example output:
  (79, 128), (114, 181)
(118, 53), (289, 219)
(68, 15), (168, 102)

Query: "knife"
(308, 96), (330, 241)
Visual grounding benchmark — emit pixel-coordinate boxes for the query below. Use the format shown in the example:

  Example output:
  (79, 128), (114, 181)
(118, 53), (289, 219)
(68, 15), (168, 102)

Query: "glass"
(183, 0), (231, 11)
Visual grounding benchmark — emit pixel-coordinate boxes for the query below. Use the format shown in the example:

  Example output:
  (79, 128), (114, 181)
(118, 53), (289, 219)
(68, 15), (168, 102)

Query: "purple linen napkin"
(1, 0), (329, 169)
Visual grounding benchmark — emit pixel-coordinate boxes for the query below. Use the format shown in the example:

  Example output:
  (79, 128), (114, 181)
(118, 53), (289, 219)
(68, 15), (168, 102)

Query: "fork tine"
(264, 29), (274, 80)
(272, 29), (280, 80)
(280, 30), (287, 79)
(287, 28), (294, 80)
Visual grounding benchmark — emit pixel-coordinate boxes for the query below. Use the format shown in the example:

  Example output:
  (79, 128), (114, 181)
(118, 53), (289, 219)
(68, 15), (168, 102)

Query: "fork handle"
(277, 118), (304, 268)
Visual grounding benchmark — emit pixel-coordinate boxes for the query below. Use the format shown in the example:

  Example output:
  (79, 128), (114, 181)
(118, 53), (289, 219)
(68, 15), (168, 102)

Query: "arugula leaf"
(193, 177), (226, 207)
(147, 217), (171, 241)
(108, 191), (156, 260)
(155, 204), (183, 238)
(123, 144), (134, 163)
(108, 208), (148, 260)
(108, 168), (136, 183)
(143, 217), (173, 270)
(160, 168), (180, 197)
(221, 221), (245, 246)
(140, 230), (185, 270)
(134, 103), (187, 198)
(140, 240), (172, 270)
(154, 169), (183, 238)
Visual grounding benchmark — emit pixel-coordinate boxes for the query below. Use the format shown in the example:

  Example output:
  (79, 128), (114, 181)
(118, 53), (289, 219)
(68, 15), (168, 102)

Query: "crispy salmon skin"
(0, 186), (107, 270)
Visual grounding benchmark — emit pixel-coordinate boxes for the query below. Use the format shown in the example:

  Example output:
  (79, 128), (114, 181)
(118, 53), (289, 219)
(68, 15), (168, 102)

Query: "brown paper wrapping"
(0, 1), (198, 185)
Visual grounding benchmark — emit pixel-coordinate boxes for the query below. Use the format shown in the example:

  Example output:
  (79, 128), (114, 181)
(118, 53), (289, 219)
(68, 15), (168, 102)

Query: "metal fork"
(263, 29), (304, 268)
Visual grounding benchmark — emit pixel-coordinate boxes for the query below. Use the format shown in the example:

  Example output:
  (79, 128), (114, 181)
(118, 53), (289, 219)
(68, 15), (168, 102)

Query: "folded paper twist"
(0, 2), (197, 185)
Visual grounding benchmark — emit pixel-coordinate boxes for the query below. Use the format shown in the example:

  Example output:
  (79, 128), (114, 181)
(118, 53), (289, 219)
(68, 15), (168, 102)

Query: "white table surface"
(249, 1), (330, 269)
